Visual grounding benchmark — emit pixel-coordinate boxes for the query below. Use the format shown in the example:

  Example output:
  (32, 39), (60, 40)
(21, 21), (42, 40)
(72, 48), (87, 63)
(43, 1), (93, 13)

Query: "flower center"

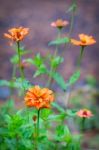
(81, 38), (86, 43)
(83, 110), (88, 116)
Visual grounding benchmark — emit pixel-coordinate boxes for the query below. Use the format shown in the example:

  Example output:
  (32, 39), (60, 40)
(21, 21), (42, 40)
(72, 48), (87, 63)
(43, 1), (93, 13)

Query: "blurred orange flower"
(25, 85), (54, 109)
(71, 34), (96, 46)
(51, 19), (69, 29)
(4, 27), (29, 42)
(77, 109), (93, 118)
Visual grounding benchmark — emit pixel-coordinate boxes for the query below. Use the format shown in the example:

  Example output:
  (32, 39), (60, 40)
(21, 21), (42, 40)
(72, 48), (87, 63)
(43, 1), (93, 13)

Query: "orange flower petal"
(71, 34), (96, 46)
(4, 27), (29, 42)
(24, 85), (54, 109)
(51, 19), (69, 29)
(77, 109), (93, 118)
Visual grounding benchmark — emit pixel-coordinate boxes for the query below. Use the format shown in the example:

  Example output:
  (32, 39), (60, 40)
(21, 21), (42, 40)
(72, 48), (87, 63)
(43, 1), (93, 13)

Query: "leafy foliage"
(0, 101), (80, 150)
(48, 37), (70, 46)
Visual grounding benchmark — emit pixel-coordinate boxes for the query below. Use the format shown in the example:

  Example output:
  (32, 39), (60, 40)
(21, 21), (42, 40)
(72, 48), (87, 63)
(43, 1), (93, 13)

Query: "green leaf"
(15, 78), (31, 90)
(55, 125), (65, 140)
(0, 80), (10, 86)
(25, 58), (34, 65)
(52, 72), (66, 90)
(86, 75), (97, 87)
(20, 50), (31, 56)
(0, 78), (31, 90)
(33, 53), (44, 67)
(66, 109), (77, 117)
(25, 53), (45, 68)
(66, 134), (81, 150)
(33, 70), (42, 78)
(4, 114), (12, 123)
(47, 113), (66, 121)
(40, 109), (52, 120)
(52, 102), (65, 113)
(6, 99), (15, 108)
(55, 125), (71, 142)
(51, 56), (64, 68)
(69, 70), (80, 85)
(10, 55), (19, 64)
(48, 37), (70, 46)
(66, 3), (77, 13)
(33, 64), (47, 78)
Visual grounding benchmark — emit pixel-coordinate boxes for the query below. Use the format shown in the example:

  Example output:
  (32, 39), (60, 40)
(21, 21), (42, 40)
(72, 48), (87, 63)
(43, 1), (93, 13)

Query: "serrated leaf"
(48, 37), (70, 46)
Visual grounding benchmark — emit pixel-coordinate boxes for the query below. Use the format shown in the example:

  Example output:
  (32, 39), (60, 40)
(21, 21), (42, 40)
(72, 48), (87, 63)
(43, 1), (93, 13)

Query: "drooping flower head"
(4, 27), (29, 42)
(51, 19), (69, 29)
(25, 85), (54, 109)
(76, 109), (93, 118)
(71, 34), (96, 46)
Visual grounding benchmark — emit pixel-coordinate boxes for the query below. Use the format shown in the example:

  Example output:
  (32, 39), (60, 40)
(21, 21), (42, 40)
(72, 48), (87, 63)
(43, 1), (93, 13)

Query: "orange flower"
(25, 85), (54, 109)
(51, 19), (69, 29)
(71, 34), (96, 46)
(4, 27), (29, 42)
(77, 109), (93, 118)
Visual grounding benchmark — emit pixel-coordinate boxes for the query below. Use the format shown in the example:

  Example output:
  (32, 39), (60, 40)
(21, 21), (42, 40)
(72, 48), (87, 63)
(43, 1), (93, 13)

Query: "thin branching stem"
(46, 29), (61, 87)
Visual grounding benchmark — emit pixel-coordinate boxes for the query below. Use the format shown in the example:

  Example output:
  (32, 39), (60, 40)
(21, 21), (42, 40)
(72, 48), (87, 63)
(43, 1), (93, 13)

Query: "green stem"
(17, 41), (26, 93)
(58, 29), (61, 39)
(37, 109), (40, 138)
(46, 65), (53, 87)
(17, 41), (25, 79)
(77, 46), (85, 67)
(12, 65), (16, 79)
(61, 0), (77, 57)
(63, 0), (77, 109)
(69, 10), (74, 37)
(46, 29), (61, 87)
(10, 65), (16, 95)
(69, 0), (77, 37)
(81, 117), (86, 132)
(34, 123), (37, 150)
(34, 109), (40, 150)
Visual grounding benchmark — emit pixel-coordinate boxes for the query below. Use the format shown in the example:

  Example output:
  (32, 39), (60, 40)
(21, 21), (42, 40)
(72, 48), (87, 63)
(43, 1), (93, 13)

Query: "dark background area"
(0, 0), (99, 81)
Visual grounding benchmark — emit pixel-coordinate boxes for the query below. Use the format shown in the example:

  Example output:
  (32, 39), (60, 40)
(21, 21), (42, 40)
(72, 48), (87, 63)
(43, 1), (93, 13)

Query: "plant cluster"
(0, 0), (96, 150)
